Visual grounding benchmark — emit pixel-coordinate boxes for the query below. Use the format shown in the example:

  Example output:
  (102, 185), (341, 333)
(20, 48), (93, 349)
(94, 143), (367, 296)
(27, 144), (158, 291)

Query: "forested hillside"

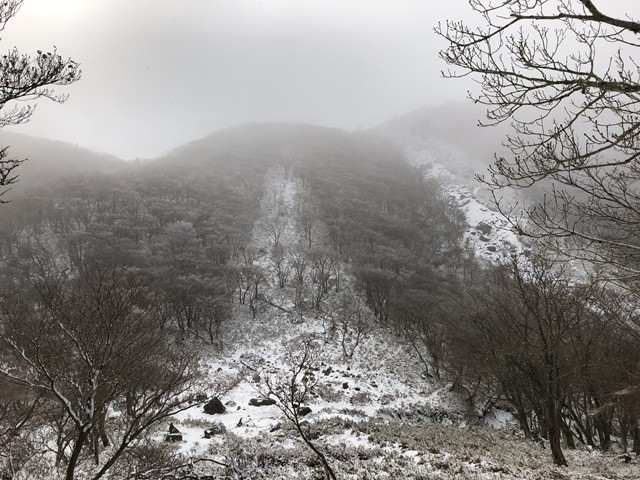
(0, 124), (638, 479)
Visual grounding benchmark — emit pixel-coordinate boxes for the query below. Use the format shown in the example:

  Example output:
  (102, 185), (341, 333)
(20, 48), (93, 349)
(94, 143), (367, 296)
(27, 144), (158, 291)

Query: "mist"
(0, 0), (478, 159)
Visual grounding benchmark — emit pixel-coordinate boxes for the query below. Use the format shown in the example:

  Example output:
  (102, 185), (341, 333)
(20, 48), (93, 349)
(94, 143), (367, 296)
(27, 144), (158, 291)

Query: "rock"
(204, 422), (226, 438)
(269, 423), (281, 433)
(249, 397), (277, 407)
(165, 424), (182, 441)
(297, 406), (312, 417)
(355, 387), (361, 391)
(486, 246), (497, 252)
(476, 222), (492, 235)
(165, 433), (182, 442)
(479, 235), (490, 242)
(322, 367), (333, 375)
(342, 382), (349, 389)
(203, 397), (226, 415)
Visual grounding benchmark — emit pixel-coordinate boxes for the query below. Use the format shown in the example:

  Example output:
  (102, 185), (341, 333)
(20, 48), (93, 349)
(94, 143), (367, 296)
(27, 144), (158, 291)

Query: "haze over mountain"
(0, 131), (128, 192)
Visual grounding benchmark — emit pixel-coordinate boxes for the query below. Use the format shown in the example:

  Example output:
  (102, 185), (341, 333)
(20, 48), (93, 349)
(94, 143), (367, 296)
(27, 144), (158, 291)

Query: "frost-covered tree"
(0, 264), (202, 480)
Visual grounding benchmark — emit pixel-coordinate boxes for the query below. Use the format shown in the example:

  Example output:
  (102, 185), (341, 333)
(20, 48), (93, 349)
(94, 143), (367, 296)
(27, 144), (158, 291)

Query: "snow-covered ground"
(156, 165), (636, 479)
(405, 146), (525, 263)
(166, 165), (464, 456)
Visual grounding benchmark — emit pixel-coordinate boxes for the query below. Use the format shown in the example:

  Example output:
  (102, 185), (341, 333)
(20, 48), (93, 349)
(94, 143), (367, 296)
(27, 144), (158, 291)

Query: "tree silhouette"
(0, 1), (80, 201)
(437, 1), (640, 286)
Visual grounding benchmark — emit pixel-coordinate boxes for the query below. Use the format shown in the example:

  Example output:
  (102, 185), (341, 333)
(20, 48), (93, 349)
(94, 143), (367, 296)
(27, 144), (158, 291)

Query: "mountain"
(153, 122), (403, 172)
(373, 102), (511, 181)
(0, 131), (128, 192)
(0, 122), (635, 479)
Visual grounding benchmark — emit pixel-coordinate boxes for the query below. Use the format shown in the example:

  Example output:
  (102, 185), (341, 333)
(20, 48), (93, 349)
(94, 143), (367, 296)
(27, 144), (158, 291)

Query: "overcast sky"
(0, 0), (485, 159)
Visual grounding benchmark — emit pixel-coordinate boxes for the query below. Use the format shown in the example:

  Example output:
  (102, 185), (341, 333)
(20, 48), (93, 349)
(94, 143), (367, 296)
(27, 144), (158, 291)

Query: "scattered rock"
(486, 246), (497, 252)
(269, 423), (281, 433)
(355, 387), (361, 391)
(476, 222), (492, 235)
(204, 423), (226, 438)
(343, 382), (349, 389)
(165, 424), (182, 442)
(479, 235), (490, 242)
(249, 397), (277, 407)
(297, 406), (312, 417)
(203, 397), (226, 415)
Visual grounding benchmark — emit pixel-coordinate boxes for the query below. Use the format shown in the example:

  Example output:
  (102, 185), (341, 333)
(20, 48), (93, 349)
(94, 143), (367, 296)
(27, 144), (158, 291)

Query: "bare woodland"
(0, 0), (640, 478)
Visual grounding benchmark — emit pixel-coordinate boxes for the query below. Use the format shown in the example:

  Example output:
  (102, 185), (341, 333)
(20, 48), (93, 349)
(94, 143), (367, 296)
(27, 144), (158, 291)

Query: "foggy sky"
(0, 0), (486, 159)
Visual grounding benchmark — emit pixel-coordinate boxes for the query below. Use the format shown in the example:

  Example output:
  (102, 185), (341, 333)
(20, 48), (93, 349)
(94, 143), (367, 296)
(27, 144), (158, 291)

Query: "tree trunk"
(66, 428), (89, 480)
(560, 418), (575, 449)
(547, 399), (567, 466)
(632, 424), (640, 454)
(516, 407), (531, 439)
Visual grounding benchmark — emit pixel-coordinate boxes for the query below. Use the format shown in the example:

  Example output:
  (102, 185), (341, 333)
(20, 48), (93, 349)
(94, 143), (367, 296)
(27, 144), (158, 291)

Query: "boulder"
(165, 423), (182, 442)
(249, 397), (277, 407)
(476, 222), (492, 235)
(297, 406), (312, 417)
(204, 422), (226, 438)
(269, 423), (281, 433)
(203, 397), (226, 415)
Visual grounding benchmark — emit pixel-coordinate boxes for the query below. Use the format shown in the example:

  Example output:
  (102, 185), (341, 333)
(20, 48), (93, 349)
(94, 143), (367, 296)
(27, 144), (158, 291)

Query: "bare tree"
(270, 244), (291, 288)
(259, 338), (337, 480)
(0, 1), (80, 201)
(437, 1), (640, 285)
(289, 247), (308, 309)
(298, 207), (317, 248)
(333, 294), (373, 360)
(0, 263), (203, 480)
(261, 215), (288, 247)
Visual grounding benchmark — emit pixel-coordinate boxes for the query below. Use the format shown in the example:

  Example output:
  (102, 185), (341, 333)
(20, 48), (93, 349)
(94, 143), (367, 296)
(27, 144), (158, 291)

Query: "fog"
(0, 0), (484, 159)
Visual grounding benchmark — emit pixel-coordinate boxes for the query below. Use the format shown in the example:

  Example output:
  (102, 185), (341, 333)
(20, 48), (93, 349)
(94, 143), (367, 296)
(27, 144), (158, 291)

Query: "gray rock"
(249, 397), (277, 407)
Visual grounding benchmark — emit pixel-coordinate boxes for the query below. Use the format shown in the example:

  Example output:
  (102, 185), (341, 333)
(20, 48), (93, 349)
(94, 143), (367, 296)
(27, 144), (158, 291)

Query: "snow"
(404, 144), (526, 263)
(149, 164), (637, 480)
(161, 165), (465, 455)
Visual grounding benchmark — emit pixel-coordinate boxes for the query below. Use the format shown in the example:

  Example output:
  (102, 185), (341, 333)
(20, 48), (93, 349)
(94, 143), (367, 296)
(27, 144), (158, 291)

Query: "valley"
(0, 121), (637, 479)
